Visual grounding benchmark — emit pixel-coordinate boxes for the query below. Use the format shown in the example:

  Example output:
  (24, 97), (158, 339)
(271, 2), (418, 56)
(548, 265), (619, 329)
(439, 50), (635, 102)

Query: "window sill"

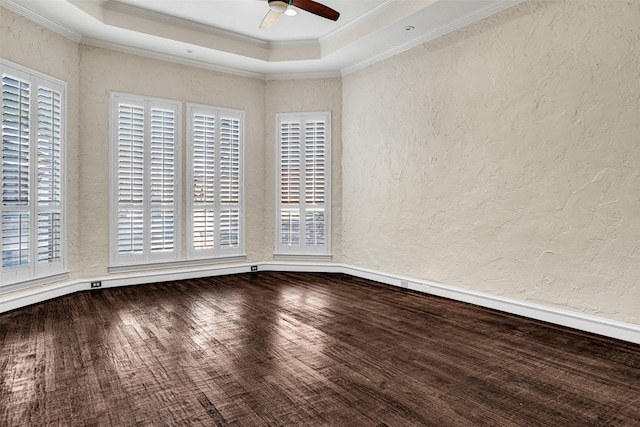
(108, 255), (247, 274)
(273, 254), (333, 262)
(0, 271), (70, 296)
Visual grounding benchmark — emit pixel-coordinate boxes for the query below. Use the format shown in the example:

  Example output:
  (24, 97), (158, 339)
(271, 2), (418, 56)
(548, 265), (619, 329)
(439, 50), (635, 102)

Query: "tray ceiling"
(2, 0), (524, 79)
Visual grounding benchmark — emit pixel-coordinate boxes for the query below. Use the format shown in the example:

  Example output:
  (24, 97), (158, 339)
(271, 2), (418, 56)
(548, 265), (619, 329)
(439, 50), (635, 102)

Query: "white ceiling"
(2, 0), (524, 79)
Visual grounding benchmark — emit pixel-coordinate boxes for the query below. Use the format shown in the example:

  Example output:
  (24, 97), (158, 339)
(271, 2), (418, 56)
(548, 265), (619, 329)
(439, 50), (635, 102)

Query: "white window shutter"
(279, 120), (301, 246)
(116, 102), (145, 256)
(276, 112), (330, 256)
(37, 211), (61, 262)
(192, 112), (216, 250)
(36, 85), (63, 264)
(110, 94), (181, 266)
(187, 104), (244, 259)
(2, 75), (30, 206)
(1, 211), (29, 270)
(304, 119), (326, 246)
(37, 87), (62, 205)
(1, 61), (67, 286)
(149, 107), (176, 252)
(219, 116), (240, 249)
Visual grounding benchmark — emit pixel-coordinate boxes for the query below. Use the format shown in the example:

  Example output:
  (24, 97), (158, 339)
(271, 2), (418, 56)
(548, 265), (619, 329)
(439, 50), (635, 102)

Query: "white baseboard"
(338, 264), (640, 345)
(0, 263), (251, 313)
(1, 261), (639, 345)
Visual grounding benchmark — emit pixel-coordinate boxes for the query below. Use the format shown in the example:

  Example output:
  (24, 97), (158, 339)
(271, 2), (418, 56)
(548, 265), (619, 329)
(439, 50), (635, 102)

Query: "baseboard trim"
(338, 264), (640, 345)
(0, 263), (252, 314)
(1, 261), (639, 345)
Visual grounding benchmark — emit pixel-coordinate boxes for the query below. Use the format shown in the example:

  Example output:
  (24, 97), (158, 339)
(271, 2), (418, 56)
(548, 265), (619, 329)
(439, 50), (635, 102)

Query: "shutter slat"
(37, 87), (62, 205)
(193, 208), (215, 249)
(220, 207), (239, 248)
(304, 120), (326, 246)
(117, 104), (145, 204)
(220, 117), (240, 205)
(2, 211), (29, 269)
(150, 108), (175, 205)
(280, 208), (300, 246)
(280, 121), (301, 204)
(117, 209), (144, 254)
(2, 75), (30, 206)
(150, 209), (174, 251)
(192, 113), (216, 204)
(37, 211), (61, 262)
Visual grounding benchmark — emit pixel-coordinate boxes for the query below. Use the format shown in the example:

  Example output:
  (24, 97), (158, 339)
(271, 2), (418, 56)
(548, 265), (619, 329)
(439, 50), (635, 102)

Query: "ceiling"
(2, 0), (524, 79)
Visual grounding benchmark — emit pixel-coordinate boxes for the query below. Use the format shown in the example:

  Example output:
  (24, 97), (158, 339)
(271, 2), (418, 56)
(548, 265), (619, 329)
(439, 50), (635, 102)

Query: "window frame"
(186, 102), (245, 260)
(275, 111), (331, 258)
(109, 92), (182, 268)
(1, 59), (67, 288)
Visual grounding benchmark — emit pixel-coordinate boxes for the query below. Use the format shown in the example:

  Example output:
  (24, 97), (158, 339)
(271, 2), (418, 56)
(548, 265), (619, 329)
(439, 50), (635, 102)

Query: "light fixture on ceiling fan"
(260, 0), (340, 29)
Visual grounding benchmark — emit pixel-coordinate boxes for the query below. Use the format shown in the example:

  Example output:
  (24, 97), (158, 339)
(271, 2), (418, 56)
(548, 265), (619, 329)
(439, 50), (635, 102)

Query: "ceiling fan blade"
(259, 9), (283, 29)
(292, 0), (340, 21)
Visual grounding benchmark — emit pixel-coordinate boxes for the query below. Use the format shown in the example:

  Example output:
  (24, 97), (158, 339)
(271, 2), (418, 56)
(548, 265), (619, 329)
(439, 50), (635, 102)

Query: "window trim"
(109, 92), (182, 267)
(274, 111), (331, 257)
(186, 102), (246, 260)
(0, 58), (68, 288)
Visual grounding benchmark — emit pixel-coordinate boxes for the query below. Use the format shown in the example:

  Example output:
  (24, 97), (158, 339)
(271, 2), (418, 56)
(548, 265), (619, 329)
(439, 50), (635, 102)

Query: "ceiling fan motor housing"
(268, 0), (292, 13)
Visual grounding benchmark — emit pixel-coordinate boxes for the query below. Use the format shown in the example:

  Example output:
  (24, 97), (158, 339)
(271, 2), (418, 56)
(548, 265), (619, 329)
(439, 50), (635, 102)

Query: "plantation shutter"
(304, 119), (326, 246)
(36, 86), (63, 264)
(276, 112), (330, 256)
(192, 112), (216, 250)
(2, 74), (30, 271)
(111, 94), (180, 266)
(219, 115), (240, 249)
(279, 120), (301, 246)
(187, 104), (244, 259)
(1, 61), (66, 286)
(116, 101), (145, 256)
(149, 107), (175, 252)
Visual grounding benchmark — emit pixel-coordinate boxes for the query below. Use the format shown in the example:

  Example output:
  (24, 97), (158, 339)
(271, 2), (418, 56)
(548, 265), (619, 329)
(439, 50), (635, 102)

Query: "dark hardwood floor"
(1, 272), (639, 426)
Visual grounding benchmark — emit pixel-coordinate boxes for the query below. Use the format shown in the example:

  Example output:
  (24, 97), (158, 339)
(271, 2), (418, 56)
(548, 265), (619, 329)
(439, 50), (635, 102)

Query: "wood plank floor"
(1, 272), (639, 426)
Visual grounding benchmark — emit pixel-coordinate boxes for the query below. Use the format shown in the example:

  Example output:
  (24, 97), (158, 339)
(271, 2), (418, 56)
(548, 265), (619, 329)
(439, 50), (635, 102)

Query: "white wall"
(0, 7), (82, 279)
(342, 0), (640, 325)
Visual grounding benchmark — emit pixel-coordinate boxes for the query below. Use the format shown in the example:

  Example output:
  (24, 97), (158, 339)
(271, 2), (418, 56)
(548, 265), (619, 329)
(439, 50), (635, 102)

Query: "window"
(276, 112), (330, 257)
(1, 60), (66, 287)
(187, 103), (244, 259)
(110, 93), (181, 267)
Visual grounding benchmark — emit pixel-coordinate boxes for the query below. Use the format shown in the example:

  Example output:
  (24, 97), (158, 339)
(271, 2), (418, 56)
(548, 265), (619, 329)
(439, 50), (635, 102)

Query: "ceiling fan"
(260, 0), (340, 29)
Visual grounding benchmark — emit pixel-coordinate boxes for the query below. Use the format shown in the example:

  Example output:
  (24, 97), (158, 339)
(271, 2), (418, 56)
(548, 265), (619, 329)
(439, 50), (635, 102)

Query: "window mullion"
(28, 80), (38, 278)
(143, 100), (151, 261)
(213, 111), (221, 255)
(299, 118), (307, 247)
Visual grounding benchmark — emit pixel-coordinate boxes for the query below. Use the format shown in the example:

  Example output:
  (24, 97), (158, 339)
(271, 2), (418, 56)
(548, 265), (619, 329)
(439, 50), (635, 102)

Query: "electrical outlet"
(251, 265), (258, 272)
(400, 280), (409, 288)
(90, 281), (102, 288)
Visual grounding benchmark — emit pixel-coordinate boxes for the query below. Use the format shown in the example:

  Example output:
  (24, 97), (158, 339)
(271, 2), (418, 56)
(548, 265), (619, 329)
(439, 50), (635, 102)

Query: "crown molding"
(103, 0), (270, 49)
(320, 0), (402, 43)
(80, 37), (267, 80)
(1, 0), (82, 42)
(265, 69), (342, 81)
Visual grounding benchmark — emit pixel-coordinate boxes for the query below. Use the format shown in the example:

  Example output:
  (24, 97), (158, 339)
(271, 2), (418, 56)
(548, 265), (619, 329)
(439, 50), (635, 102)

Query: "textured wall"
(342, 0), (640, 324)
(3, 1), (639, 327)
(265, 78), (343, 261)
(78, 47), (266, 276)
(0, 7), (82, 279)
